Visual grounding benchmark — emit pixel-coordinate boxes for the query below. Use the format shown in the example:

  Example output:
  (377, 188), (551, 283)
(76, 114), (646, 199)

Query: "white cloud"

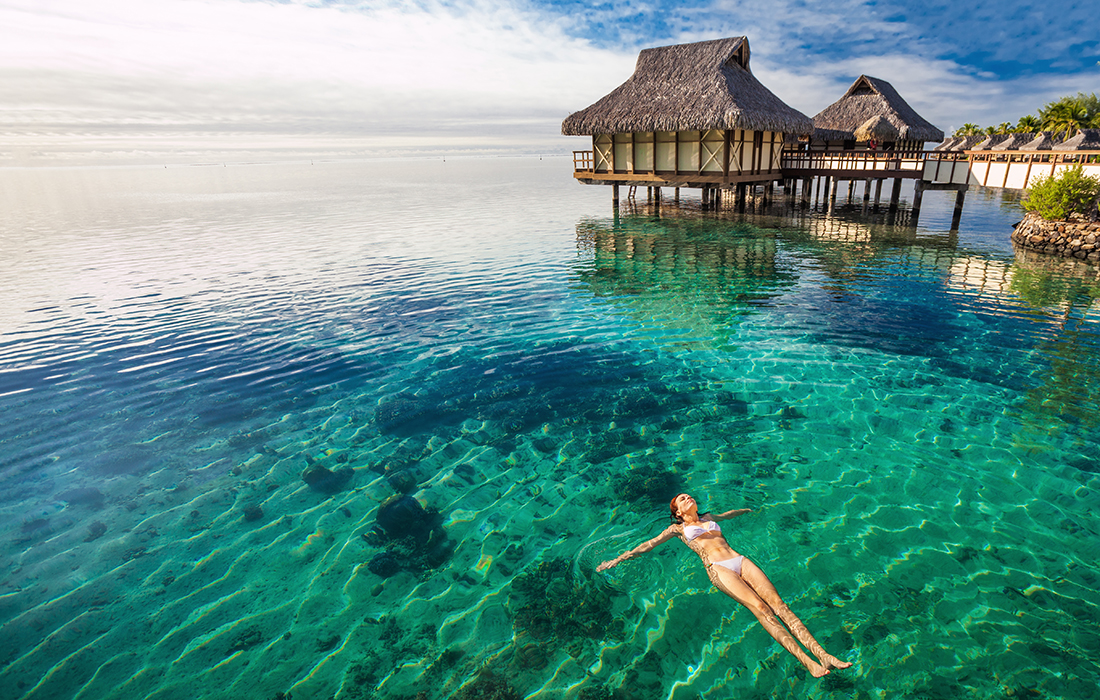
(1, 0), (1096, 163)
(0, 0), (636, 162)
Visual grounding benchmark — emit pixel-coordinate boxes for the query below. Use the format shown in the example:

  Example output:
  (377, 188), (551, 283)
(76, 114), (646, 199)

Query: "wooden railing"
(573, 150), (593, 172)
(779, 149), (935, 173)
(966, 150), (1100, 165)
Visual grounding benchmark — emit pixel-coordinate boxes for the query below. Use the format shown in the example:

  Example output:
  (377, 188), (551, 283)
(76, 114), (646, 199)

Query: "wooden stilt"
(612, 184), (619, 208)
(674, 187), (680, 202)
(873, 178), (884, 209)
(829, 178), (839, 211)
(888, 178), (902, 209)
(801, 178), (812, 207)
(910, 180), (926, 225)
(847, 179), (855, 203)
(950, 188), (966, 229)
(862, 178), (872, 213)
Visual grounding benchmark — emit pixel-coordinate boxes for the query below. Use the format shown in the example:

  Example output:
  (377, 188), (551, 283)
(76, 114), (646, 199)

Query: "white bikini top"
(683, 520), (721, 541)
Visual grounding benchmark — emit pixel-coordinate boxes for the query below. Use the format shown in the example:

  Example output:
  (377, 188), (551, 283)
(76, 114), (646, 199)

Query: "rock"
(57, 487), (105, 509)
(377, 495), (432, 540)
(302, 464), (353, 494)
(367, 551), (403, 578)
(243, 504), (264, 522)
(84, 521), (107, 542)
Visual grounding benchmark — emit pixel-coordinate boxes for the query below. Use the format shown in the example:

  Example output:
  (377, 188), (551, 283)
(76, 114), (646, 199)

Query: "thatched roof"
(854, 115), (899, 142)
(933, 136), (961, 151)
(1053, 129), (1100, 151)
(561, 37), (814, 136)
(951, 135), (986, 152)
(1020, 132), (1063, 151)
(811, 75), (944, 143)
(991, 133), (1037, 151)
(973, 134), (1012, 151)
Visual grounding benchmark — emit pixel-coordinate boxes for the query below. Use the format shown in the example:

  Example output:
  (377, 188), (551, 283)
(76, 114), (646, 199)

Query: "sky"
(0, 0), (1096, 164)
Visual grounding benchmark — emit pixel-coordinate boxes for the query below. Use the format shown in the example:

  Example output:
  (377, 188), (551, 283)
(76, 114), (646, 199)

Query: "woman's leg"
(738, 559), (852, 671)
(706, 564), (829, 677)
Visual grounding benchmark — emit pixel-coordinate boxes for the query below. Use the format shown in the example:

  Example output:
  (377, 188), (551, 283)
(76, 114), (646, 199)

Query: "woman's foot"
(818, 654), (852, 671)
(805, 660), (829, 678)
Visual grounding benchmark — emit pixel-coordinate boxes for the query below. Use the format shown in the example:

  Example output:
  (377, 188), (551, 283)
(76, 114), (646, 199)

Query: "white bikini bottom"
(711, 555), (745, 576)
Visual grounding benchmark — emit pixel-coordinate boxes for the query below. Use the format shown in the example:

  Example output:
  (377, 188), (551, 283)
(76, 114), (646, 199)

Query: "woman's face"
(674, 493), (697, 518)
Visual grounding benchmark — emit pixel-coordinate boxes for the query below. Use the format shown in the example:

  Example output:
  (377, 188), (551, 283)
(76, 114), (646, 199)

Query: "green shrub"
(1023, 165), (1100, 221)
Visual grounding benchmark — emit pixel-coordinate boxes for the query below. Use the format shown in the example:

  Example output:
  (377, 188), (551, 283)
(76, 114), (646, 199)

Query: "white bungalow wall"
(923, 154), (1100, 189)
(592, 129), (782, 176)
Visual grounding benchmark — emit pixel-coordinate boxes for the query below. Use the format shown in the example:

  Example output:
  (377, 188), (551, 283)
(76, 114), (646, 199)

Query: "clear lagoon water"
(1, 157), (1099, 700)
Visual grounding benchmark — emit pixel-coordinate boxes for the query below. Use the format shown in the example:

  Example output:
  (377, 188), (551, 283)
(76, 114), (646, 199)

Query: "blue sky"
(0, 0), (1095, 163)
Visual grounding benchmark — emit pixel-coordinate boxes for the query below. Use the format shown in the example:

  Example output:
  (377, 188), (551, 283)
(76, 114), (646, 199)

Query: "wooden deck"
(573, 149), (956, 184)
(780, 149), (939, 179)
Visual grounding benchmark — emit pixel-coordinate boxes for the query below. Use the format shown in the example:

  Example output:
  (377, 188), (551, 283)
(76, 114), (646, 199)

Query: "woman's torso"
(679, 517), (740, 565)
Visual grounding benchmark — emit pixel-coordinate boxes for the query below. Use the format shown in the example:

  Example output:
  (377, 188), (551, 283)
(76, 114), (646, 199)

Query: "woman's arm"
(711, 508), (752, 521)
(596, 525), (679, 571)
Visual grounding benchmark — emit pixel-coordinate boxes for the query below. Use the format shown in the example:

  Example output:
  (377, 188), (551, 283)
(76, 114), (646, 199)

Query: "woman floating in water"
(597, 493), (852, 677)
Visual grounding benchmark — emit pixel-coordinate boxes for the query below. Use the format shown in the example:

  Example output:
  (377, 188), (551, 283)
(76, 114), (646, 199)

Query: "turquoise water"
(1, 158), (1098, 700)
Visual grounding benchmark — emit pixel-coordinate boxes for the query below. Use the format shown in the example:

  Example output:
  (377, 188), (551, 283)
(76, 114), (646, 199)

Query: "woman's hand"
(596, 558), (618, 572)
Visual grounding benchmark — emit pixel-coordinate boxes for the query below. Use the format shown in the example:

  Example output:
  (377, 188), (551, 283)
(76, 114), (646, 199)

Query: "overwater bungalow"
(932, 136), (962, 151)
(563, 36), (814, 202)
(991, 133), (1037, 151)
(949, 135), (986, 152)
(810, 75), (943, 152)
(972, 134), (1013, 151)
(1054, 129), (1100, 151)
(1020, 132), (1063, 151)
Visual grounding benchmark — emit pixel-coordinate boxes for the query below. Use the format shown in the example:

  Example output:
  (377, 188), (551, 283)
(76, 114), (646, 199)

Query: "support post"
(862, 178), (872, 213)
(801, 178), (811, 207)
(950, 188), (966, 230)
(873, 178), (884, 209)
(612, 184), (619, 209)
(847, 179), (855, 203)
(674, 187), (680, 202)
(888, 178), (902, 209)
(910, 180), (926, 226)
(829, 178), (839, 212)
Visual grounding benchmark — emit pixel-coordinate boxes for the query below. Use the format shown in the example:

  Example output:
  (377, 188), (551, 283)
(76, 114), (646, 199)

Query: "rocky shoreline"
(1012, 211), (1100, 262)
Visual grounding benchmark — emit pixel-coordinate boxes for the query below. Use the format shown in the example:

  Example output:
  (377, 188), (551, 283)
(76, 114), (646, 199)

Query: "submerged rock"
(302, 464), (353, 494)
(57, 487), (106, 509)
(376, 495), (435, 541)
(365, 494), (453, 577)
(84, 521), (108, 542)
(367, 551), (403, 578)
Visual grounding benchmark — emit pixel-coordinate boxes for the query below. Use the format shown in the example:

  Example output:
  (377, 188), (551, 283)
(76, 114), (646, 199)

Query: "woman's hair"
(670, 494), (708, 523)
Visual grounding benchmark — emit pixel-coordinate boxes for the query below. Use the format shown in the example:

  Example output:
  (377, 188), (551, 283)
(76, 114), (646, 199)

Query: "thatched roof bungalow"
(1053, 129), (1100, 151)
(933, 136), (961, 151)
(991, 133), (1037, 151)
(949, 135), (986, 152)
(810, 75), (943, 151)
(972, 134), (1012, 151)
(563, 37), (813, 187)
(1020, 132), (1063, 151)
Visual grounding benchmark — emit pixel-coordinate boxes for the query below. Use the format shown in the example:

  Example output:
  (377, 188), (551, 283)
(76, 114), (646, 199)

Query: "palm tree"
(995, 122), (1013, 134)
(1041, 100), (1089, 140)
(954, 123), (982, 136)
(1015, 115), (1041, 132)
